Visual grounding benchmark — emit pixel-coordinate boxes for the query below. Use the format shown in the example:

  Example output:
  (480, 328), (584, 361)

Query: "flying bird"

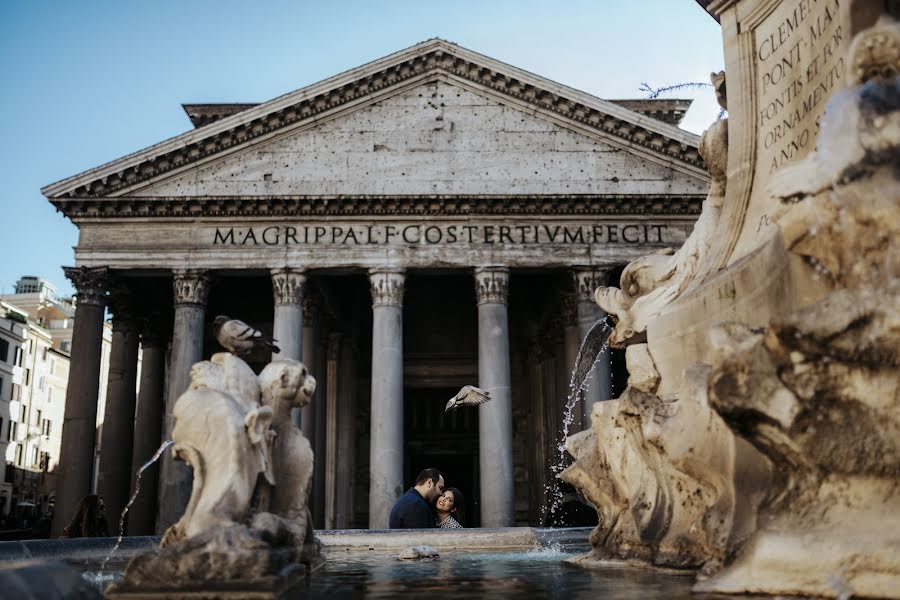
(445, 385), (491, 412)
(213, 316), (281, 356)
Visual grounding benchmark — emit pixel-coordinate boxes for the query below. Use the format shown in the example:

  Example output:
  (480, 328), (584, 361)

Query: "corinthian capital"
(573, 267), (613, 303)
(369, 268), (405, 307)
(63, 266), (110, 308)
(271, 268), (306, 306)
(474, 266), (509, 305)
(172, 269), (210, 307)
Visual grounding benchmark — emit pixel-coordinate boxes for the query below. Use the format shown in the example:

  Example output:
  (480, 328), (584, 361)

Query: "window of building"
(0, 338), (8, 363)
(24, 368), (30, 386)
(31, 447), (38, 467)
(15, 444), (23, 466)
(11, 383), (20, 401)
(39, 452), (49, 471)
(49, 358), (55, 375)
(28, 339), (34, 355)
(7, 420), (16, 442)
(60, 341), (71, 353)
(38, 375), (44, 391)
(42, 418), (51, 437)
(14, 346), (23, 367)
(20, 404), (26, 423)
(46, 387), (52, 403)
(36, 409), (42, 425)
(0, 375), (4, 400)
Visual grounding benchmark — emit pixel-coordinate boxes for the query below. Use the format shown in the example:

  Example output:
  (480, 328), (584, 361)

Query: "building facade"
(42, 40), (709, 534)
(0, 278), (113, 526)
(0, 303), (27, 517)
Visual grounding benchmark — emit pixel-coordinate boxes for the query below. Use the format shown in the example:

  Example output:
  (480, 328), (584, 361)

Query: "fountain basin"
(0, 527), (759, 598)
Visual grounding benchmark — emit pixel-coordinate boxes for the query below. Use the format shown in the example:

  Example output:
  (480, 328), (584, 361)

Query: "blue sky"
(0, 1), (723, 297)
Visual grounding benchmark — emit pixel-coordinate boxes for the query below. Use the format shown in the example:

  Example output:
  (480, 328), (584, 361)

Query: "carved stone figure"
(162, 353), (274, 546)
(560, 361), (769, 573)
(110, 354), (319, 594)
(595, 71), (729, 346)
(255, 359), (318, 550)
(561, 72), (771, 574)
(695, 17), (900, 598)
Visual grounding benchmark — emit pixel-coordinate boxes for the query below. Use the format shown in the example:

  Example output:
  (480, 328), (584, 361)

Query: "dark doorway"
(404, 386), (480, 527)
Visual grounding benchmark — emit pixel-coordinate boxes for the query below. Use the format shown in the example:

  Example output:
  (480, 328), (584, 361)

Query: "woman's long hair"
(62, 494), (104, 538)
(444, 487), (466, 526)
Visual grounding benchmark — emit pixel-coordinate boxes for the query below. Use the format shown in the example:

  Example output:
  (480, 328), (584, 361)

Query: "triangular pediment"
(43, 38), (707, 202)
(127, 80), (707, 199)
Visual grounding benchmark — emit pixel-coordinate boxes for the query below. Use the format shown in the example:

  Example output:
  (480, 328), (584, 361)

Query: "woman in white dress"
(436, 487), (465, 529)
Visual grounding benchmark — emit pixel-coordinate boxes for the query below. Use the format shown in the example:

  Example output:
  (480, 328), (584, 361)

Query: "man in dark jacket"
(388, 468), (445, 528)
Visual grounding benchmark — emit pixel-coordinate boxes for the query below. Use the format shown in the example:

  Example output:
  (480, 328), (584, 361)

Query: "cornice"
(51, 194), (704, 220)
(43, 40), (705, 200)
(182, 98), (694, 129)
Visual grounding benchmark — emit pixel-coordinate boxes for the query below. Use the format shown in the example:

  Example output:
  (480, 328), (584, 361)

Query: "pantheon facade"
(43, 40), (708, 535)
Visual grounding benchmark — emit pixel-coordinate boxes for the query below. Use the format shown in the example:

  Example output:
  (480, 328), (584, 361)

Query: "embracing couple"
(388, 468), (465, 529)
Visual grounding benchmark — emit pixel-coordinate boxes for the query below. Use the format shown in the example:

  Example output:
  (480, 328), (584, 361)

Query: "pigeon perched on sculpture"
(445, 385), (491, 412)
(213, 316), (281, 356)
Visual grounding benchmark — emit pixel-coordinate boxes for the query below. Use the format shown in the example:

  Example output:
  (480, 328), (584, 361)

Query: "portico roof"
(42, 38), (707, 202)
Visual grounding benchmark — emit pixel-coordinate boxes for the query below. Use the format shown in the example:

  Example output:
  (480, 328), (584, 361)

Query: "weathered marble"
(112, 354), (320, 594)
(368, 269), (406, 528)
(595, 78), (728, 346)
(696, 16), (900, 598)
(475, 266), (515, 527)
(565, 8), (900, 600)
(158, 269), (209, 532)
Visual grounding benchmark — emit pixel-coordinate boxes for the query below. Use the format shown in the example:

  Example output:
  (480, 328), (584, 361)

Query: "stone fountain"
(561, 7), (899, 599)
(106, 352), (319, 598)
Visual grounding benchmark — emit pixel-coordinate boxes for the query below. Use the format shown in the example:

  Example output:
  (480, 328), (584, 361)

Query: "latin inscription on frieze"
(210, 222), (671, 246)
(756, 0), (845, 174)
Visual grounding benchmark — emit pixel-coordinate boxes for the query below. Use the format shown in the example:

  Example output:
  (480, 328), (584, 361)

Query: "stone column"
(97, 287), (140, 535)
(475, 266), (514, 527)
(51, 266), (109, 537)
(157, 269), (209, 532)
(300, 294), (317, 439)
(574, 268), (614, 426)
(324, 333), (342, 529)
(127, 318), (167, 536)
(367, 268), (405, 529)
(271, 268), (305, 361)
(272, 268), (306, 427)
(311, 326), (328, 530)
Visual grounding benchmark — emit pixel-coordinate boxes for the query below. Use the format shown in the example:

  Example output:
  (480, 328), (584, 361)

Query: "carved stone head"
(258, 359), (317, 411)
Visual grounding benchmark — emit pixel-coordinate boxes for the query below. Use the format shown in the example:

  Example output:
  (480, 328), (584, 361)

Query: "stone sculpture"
(594, 71), (729, 346)
(108, 353), (318, 596)
(256, 360), (318, 549)
(561, 70), (769, 575)
(564, 13), (900, 600)
(695, 16), (900, 598)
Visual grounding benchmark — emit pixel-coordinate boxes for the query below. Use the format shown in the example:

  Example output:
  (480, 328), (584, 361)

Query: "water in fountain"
(542, 318), (613, 525)
(98, 439), (174, 573)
